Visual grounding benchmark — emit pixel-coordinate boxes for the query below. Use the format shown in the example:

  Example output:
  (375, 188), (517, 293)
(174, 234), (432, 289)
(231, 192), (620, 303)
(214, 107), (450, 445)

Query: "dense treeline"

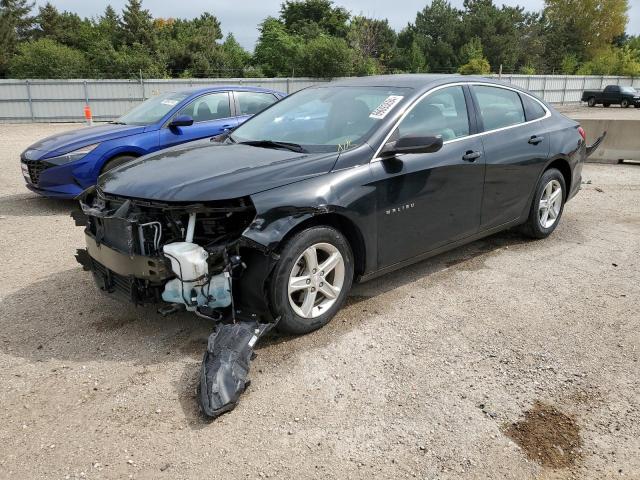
(0, 0), (638, 79)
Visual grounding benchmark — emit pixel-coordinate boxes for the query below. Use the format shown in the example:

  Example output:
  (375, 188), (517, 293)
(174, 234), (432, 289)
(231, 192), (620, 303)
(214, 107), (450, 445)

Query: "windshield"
(116, 92), (188, 125)
(230, 86), (412, 152)
(621, 86), (637, 94)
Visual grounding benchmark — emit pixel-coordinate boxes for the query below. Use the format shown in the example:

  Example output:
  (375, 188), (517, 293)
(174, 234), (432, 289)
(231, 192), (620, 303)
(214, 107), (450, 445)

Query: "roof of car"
(325, 74), (508, 91)
(173, 85), (285, 96)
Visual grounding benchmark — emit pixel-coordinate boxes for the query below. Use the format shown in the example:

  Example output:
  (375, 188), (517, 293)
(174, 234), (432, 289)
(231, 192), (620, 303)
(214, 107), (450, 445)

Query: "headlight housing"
(46, 143), (100, 165)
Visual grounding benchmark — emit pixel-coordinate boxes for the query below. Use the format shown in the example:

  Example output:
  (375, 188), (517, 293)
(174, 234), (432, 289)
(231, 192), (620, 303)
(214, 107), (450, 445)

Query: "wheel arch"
(273, 212), (367, 278)
(545, 157), (572, 197)
(99, 151), (142, 174)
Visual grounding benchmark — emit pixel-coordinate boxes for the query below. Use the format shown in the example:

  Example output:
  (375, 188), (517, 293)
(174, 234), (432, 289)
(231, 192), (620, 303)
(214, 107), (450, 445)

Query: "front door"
(372, 85), (486, 268)
(160, 92), (238, 148)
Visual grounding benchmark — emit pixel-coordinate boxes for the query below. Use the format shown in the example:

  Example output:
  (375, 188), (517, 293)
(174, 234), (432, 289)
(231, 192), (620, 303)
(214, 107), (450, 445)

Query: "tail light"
(578, 126), (586, 141)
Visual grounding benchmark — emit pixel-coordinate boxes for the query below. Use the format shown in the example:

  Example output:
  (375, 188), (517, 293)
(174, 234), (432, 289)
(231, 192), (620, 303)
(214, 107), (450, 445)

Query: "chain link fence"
(1, 75), (639, 123)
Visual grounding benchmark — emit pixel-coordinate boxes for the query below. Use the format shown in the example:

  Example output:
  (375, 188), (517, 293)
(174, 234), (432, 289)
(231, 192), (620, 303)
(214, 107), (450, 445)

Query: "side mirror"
(169, 115), (194, 128)
(380, 135), (444, 156)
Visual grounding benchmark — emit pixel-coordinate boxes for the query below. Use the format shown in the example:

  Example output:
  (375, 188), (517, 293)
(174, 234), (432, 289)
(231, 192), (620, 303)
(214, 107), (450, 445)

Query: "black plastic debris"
(198, 320), (275, 418)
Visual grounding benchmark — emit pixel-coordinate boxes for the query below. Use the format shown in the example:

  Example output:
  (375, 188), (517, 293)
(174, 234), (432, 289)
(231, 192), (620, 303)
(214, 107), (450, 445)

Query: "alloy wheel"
(288, 242), (345, 319)
(538, 179), (562, 229)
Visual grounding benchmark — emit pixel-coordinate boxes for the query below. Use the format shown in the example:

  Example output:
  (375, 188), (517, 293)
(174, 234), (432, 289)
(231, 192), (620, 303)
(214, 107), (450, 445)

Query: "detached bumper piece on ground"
(199, 320), (276, 418)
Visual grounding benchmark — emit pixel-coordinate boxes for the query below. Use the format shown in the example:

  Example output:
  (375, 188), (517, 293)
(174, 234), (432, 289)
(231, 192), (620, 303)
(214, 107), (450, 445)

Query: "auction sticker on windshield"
(369, 95), (404, 119)
(161, 99), (179, 106)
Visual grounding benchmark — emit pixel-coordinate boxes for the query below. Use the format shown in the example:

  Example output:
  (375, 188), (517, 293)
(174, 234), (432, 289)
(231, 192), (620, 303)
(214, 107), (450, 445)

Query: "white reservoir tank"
(161, 242), (231, 310)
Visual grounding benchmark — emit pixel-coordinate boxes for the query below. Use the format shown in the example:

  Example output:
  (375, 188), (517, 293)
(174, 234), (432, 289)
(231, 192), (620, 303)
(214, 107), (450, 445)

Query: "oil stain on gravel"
(504, 401), (582, 469)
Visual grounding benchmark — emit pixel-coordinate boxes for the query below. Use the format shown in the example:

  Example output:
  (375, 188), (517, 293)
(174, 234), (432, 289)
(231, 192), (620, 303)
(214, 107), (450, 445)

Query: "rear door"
(159, 92), (238, 149)
(372, 84), (486, 267)
(471, 84), (551, 229)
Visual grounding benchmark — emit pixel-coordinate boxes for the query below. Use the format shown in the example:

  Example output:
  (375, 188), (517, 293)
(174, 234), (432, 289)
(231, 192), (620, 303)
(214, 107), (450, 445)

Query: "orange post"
(83, 104), (93, 126)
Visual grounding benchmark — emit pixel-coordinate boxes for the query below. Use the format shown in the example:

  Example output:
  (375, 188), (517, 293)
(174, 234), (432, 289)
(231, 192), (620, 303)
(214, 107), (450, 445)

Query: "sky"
(36, 0), (640, 51)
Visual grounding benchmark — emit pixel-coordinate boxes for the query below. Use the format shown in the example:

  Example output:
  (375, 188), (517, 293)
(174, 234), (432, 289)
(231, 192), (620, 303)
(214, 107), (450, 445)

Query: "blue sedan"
(20, 86), (285, 198)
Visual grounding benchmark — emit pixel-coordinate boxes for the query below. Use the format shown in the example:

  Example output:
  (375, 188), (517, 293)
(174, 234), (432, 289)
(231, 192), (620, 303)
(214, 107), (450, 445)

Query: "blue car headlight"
(46, 143), (100, 166)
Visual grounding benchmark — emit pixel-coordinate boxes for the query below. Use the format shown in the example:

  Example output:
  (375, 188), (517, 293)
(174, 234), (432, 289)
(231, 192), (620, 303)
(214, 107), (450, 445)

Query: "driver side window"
(178, 92), (232, 123)
(397, 86), (470, 141)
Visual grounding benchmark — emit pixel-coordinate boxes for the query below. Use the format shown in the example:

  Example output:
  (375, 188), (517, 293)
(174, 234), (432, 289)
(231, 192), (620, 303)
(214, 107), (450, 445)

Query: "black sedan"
(76, 75), (603, 335)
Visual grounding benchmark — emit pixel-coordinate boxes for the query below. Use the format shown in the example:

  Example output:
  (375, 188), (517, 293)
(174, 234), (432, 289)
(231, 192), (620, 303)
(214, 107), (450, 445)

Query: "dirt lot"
(0, 123), (639, 480)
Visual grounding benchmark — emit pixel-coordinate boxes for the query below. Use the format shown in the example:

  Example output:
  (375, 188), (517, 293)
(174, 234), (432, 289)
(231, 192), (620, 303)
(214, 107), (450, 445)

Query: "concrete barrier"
(574, 119), (640, 163)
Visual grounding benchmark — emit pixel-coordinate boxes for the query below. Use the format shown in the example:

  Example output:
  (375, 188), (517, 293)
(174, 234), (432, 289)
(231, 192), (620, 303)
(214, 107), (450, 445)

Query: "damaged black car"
(75, 75), (604, 417)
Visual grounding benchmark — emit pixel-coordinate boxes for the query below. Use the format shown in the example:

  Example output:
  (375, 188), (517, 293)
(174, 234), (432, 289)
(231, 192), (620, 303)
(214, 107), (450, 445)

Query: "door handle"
(221, 124), (233, 131)
(528, 135), (544, 145)
(462, 150), (482, 162)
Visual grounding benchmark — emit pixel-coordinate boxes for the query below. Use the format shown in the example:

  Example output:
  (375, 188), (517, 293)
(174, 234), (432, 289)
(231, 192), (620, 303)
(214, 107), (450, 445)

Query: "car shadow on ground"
(0, 228), (532, 424)
(0, 192), (78, 217)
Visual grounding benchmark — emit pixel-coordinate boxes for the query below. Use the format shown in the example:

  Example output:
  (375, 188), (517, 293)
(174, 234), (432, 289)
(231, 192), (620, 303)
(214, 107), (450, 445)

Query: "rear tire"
(520, 168), (566, 239)
(621, 99), (630, 108)
(587, 97), (596, 107)
(100, 155), (137, 174)
(268, 226), (354, 335)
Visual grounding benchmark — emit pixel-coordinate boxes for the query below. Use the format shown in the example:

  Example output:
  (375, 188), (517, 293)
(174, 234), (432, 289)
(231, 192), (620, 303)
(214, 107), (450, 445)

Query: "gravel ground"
(0, 123), (639, 480)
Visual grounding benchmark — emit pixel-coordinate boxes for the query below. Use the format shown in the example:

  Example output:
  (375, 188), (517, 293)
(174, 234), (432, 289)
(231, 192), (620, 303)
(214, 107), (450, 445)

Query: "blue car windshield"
(230, 86), (412, 153)
(116, 92), (188, 125)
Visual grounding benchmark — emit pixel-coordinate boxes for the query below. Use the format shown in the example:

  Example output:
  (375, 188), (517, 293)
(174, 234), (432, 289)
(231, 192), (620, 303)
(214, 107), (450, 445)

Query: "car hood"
(25, 123), (146, 159)
(98, 140), (339, 202)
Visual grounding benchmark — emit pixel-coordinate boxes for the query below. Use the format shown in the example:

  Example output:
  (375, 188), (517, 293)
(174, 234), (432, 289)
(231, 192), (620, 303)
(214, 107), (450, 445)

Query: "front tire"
(269, 226), (354, 335)
(521, 168), (566, 239)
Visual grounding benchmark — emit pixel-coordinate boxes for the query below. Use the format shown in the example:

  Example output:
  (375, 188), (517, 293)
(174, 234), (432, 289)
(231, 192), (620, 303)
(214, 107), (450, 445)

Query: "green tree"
(348, 16), (396, 63)
(33, 3), (94, 51)
(0, 0), (34, 76)
(391, 28), (427, 73)
(220, 33), (251, 76)
(121, 0), (156, 50)
(457, 34), (491, 74)
(280, 0), (349, 38)
(253, 17), (302, 76)
(300, 34), (351, 77)
(157, 13), (224, 77)
(461, 0), (525, 72)
(96, 5), (122, 48)
(458, 57), (491, 74)
(413, 0), (461, 72)
(8, 37), (87, 77)
(560, 53), (579, 74)
(544, 0), (628, 58)
(459, 36), (483, 64)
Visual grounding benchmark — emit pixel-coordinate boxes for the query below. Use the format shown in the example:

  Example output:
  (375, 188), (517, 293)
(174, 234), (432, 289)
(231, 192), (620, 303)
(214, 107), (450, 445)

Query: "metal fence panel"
(1, 75), (639, 123)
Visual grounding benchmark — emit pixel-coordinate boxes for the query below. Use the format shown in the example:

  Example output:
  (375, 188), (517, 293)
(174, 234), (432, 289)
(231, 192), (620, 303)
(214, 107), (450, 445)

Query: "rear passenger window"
(397, 86), (470, 141)
(236, 91), (278, 115)
(474, 86), (525, 131)
(520, 94), (547, 121)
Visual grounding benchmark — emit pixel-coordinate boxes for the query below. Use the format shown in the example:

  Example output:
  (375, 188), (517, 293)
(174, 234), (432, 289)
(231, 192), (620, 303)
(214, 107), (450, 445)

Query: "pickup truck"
(581, 85), (640, 108)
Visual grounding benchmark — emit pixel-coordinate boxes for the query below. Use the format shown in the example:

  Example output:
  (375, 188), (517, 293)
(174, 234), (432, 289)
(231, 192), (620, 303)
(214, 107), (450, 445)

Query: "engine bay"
(75, 187), (256, 320)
